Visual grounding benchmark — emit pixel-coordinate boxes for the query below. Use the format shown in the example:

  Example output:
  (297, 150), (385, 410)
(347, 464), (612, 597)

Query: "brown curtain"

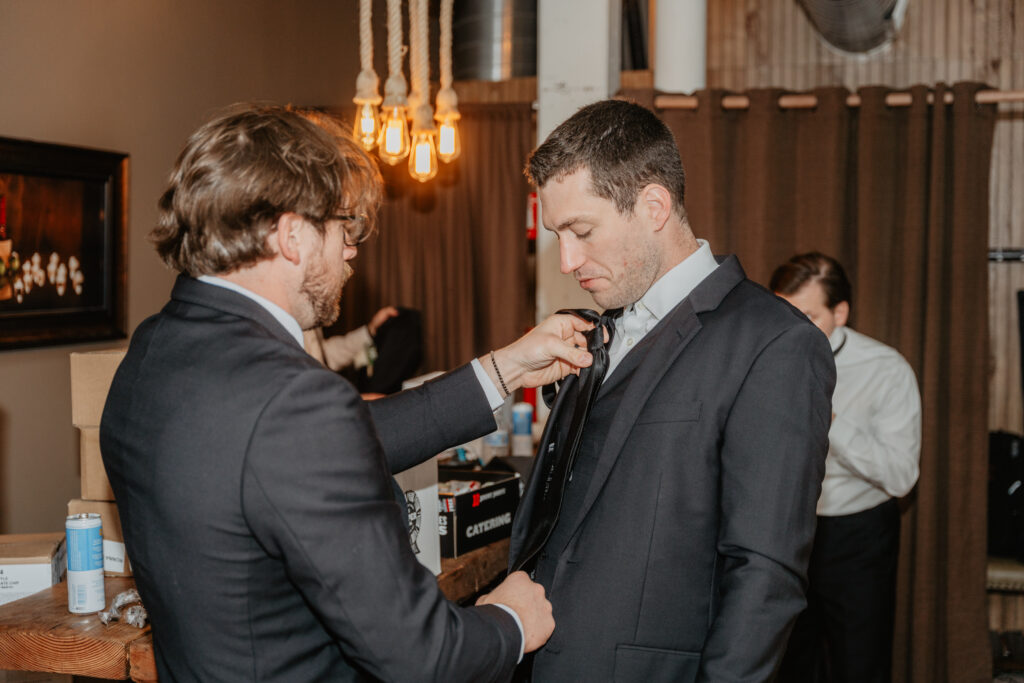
(640, 82), (995, 681)
(330, 103), (535, 373)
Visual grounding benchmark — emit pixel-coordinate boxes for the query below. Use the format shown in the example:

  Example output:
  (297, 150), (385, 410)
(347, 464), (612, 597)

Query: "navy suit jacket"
(509, 256), (836, 682)
(101, 275), (520, 682)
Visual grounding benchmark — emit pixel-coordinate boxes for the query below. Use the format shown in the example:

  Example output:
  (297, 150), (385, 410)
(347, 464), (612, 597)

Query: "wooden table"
(0, 576), (156, 681)
(0, 538), (510, 681)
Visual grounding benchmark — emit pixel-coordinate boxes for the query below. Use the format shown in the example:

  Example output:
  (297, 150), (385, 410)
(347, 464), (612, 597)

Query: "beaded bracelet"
(489, 350), (510, 398)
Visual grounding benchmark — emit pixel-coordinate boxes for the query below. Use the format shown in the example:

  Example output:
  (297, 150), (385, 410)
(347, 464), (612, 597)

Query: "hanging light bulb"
(352, 0), (382, 151)
(435, 0), (462, 164)
(409, 127), (438, 182)
(436, 112), (461, 163)
(352, 101), (381, 151)
(406, 0), (435, 180)
(377, 0), (410, 165)
(378, 106), (410, 164)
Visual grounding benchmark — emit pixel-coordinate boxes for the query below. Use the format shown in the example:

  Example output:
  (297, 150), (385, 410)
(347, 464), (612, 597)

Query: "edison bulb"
(377, 107), (410, 165)
(408, 131), (438, 182)
(437, 116), (461, 163)
(352, 102), (380, 151)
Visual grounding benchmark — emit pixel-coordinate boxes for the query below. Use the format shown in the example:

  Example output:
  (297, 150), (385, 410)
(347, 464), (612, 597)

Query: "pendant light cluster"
(352, 0), (461, 183)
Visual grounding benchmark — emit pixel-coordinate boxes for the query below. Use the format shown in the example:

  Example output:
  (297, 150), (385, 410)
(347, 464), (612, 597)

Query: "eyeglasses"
(329, 213), (370, 247)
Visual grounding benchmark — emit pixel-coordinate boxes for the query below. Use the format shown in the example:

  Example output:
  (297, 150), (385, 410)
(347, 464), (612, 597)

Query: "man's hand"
(477, 571), (555, 653)
(367, 306), (399, 337)
(481, 314), (595, 395)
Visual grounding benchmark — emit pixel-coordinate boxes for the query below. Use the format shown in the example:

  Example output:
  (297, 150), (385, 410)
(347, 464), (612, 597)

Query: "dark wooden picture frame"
(0, 136), (128, 350)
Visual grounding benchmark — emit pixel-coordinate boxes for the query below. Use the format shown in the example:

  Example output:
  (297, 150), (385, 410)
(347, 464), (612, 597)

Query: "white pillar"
(653, 0), (706, 93)
(535, 0), (621, 321)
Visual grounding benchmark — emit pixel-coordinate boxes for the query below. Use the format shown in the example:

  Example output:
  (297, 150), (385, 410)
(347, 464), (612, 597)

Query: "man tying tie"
(507, 99), (837, 682)
(99, 104), (597, 682)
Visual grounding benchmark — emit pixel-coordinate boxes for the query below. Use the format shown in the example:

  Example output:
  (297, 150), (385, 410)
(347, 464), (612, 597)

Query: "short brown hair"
(770, 252), (852, 308)
(151, 104), (383, 275)
(525, 99), (687, 219)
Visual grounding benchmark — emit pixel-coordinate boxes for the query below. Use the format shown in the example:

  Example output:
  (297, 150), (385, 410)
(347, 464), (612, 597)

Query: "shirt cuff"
(471, 358), (506, 412)
(492, 603), (526, 663)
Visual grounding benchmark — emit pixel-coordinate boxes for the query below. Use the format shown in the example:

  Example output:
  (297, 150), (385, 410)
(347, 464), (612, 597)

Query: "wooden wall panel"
(705, 0), (1024, 432)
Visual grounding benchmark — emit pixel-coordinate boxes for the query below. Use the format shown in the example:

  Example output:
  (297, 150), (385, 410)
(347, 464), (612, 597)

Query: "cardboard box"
(79, 427), (115, 501)
(70, 349), (126, 428)
(394, 459), (441, 576)
(438, 470), (520, 558)
(0, 532), (66, 606)
(67, 499), (131, 577)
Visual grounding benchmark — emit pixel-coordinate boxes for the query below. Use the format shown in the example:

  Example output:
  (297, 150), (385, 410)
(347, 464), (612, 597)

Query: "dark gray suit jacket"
(100, 275), (519, 682)
(509, 256), (836, 682)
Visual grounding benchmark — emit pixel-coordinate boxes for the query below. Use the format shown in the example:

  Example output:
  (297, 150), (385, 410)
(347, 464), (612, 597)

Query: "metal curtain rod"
(654, 89), (1024, 110)
(989, 249), (1024, 263)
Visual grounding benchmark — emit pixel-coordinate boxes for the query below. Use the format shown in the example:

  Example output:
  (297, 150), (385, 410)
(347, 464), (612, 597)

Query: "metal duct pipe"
(452, 0), (537, 81)
(796, 0), (907, 53)
(653, 0), (706, 93)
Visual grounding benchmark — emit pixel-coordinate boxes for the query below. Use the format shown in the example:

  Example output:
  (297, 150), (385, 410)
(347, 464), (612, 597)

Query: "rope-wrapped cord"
(435, 0), (459, 119)
(407, 0), (423, 113)
(410, 0), (434, 134)
(382, 0), (408, 109)
(354, 0), (381, 105)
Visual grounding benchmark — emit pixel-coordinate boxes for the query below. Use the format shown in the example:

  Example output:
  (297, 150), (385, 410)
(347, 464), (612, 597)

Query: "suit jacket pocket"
(635, 400), (702, 425)
(613, 644), (700, 683)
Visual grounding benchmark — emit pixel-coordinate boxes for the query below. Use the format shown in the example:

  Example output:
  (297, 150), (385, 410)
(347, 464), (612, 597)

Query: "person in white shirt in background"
(771, 251), (921, 683)
(304, 305), (398, 371)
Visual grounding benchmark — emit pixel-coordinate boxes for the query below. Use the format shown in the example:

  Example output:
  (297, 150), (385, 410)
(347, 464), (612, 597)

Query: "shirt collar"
(829, 326), (848, 354)
(197, 275), (304, 347)
(632, 239), (719, 321)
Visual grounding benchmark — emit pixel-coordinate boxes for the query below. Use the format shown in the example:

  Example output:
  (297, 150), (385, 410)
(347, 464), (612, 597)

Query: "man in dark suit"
(508, 99), (836, 681)
(100, 105), (595, 682)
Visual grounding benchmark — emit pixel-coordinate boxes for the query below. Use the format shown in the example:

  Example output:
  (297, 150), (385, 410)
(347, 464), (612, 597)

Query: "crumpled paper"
(98, 588), (148, 628)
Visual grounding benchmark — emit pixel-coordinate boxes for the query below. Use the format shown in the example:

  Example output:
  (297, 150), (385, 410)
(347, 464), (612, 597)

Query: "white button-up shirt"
(605, 239), (719, 378)
(819, 326), (922, 516)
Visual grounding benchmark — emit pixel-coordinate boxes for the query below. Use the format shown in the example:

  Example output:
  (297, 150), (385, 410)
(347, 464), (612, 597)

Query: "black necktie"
(510, 308), (620, 573)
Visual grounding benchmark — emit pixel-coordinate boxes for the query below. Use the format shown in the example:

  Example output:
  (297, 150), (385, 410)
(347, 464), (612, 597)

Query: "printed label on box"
(439, 471), (520, 558)
(103, 539), (127, 574)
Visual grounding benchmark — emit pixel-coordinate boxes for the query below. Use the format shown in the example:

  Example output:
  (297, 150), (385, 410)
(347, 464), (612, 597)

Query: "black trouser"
(776, 498), (900, 683)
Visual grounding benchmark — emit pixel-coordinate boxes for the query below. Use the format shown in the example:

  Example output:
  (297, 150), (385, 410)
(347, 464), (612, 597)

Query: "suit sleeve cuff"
(492, 603), (525, 663)
(471, 358), (506, 412)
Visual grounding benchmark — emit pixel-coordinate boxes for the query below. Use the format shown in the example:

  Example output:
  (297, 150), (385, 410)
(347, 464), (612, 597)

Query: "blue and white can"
(511, 402), (533, 436)
(66, 512), (105, 613)
(511, 402), (534, 456)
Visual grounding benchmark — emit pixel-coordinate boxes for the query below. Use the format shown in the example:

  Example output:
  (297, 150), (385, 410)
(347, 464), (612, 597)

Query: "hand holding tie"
(482, 313), (598, 396)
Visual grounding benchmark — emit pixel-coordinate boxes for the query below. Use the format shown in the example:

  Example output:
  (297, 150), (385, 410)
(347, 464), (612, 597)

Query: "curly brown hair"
(151, 104), (383, 275)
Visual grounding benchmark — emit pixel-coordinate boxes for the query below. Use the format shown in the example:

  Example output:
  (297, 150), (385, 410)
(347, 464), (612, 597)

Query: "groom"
(509, 99), (835, 682)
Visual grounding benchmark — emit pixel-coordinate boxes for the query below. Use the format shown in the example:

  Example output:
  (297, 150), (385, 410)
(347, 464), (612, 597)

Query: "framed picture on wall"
(0, 136), (128, 350)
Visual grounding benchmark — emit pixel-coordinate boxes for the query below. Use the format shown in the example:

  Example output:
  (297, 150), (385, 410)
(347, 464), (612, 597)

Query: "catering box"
(438, 470), (520, 558)
(394, 459), (441, 576)
(67, 499), (131, 577)
(0, 532), (66, 606)
(70, 349), (126, 428)
(394, 372), (444, 575)
(79, 426), (115, 501)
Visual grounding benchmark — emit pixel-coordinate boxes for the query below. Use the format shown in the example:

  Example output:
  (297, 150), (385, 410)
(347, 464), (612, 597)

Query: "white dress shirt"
(819, 326), (922, 516)
(605, 239), (719, 377)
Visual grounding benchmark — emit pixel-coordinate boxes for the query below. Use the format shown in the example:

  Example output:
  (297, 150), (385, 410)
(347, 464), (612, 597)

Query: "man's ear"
(834, 300), (850, 327)
(639, 184), (672, 231)
(273, 213), (306, 266)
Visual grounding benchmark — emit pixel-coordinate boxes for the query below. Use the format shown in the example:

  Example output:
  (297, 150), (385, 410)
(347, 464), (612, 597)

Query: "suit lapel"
(559, 256), (748, 549)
